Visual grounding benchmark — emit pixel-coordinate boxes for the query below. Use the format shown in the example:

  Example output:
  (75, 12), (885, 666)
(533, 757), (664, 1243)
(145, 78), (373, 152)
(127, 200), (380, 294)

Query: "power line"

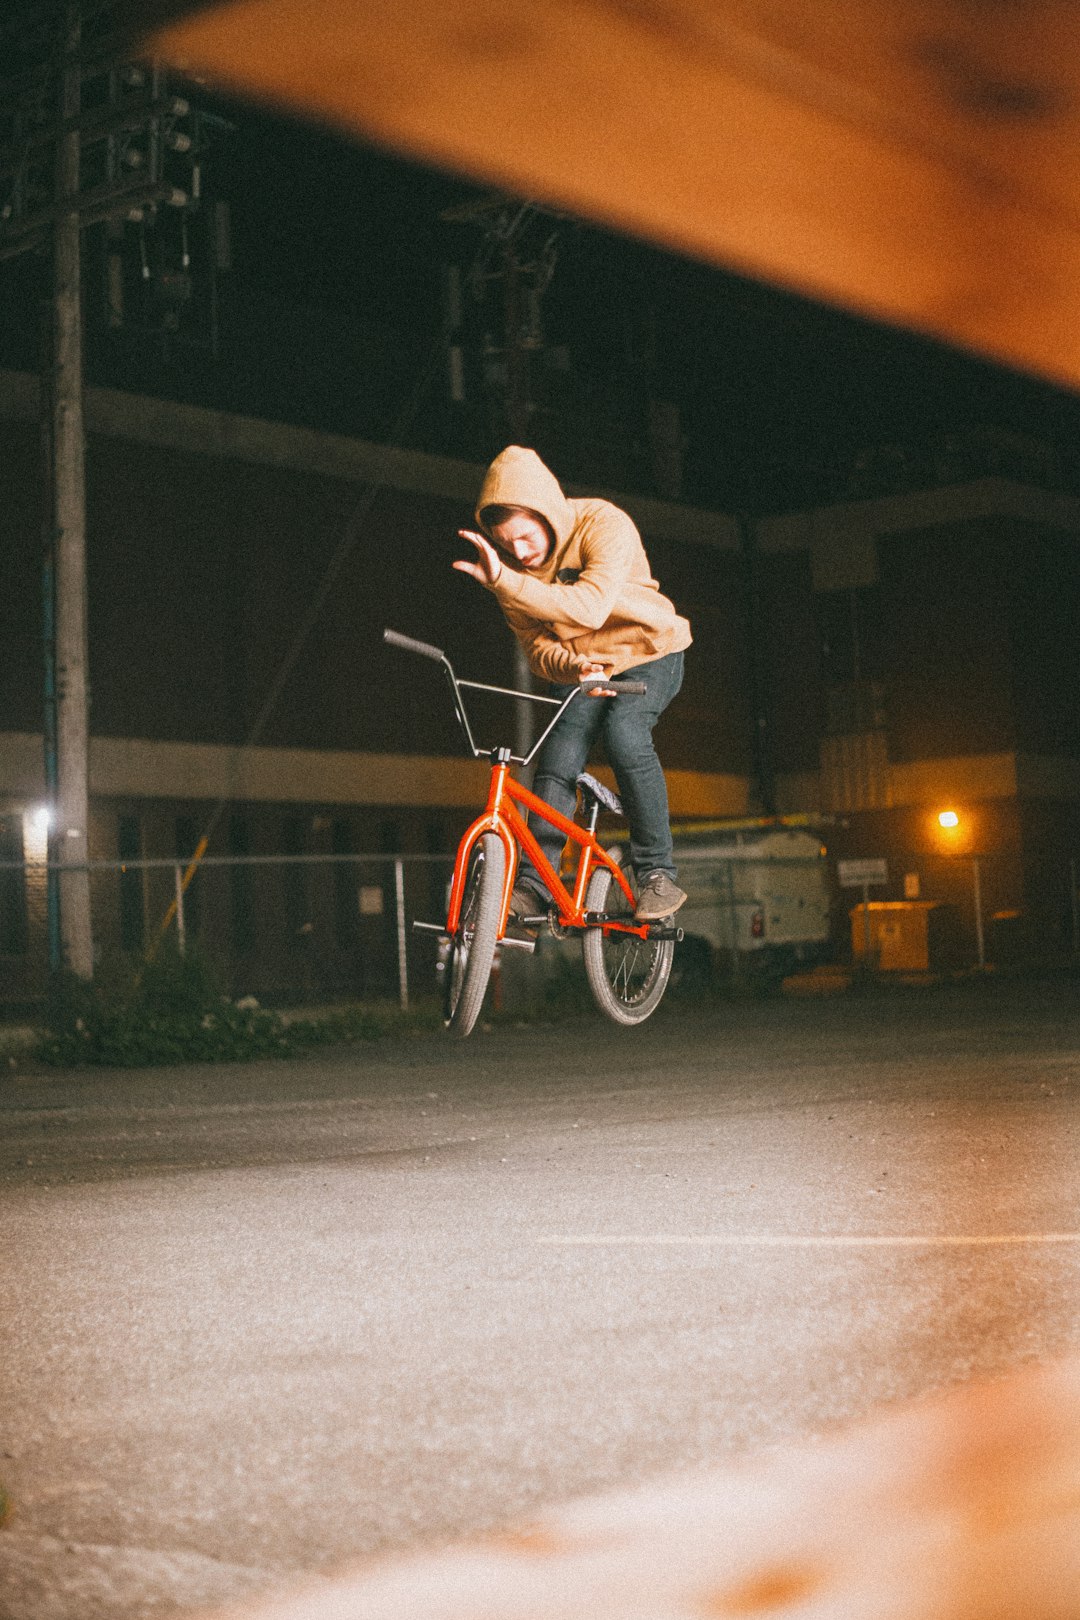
(185, 342), (445, 863)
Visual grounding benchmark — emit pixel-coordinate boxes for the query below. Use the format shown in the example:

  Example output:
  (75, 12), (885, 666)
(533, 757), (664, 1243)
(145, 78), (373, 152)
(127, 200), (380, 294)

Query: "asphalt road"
(1, 977), (1079, 1619)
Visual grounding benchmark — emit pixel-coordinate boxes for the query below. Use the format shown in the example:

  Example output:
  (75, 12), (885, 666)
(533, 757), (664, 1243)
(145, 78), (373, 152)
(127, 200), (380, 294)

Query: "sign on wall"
(837, 858), (888, 889)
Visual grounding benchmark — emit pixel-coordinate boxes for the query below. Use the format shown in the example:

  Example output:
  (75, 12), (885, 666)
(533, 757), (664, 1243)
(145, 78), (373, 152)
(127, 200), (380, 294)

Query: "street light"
(938, 809), (960, 829)
(24, 806), (51, 866)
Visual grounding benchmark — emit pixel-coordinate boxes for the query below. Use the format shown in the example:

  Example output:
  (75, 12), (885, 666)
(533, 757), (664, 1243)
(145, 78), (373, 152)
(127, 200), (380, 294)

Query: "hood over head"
(476, 447), (575, 548)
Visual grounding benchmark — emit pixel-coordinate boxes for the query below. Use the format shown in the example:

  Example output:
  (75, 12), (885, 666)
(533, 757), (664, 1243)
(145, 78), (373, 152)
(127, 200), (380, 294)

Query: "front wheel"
(444, 833), (506, 1037)
(582, 864), (673, 1026)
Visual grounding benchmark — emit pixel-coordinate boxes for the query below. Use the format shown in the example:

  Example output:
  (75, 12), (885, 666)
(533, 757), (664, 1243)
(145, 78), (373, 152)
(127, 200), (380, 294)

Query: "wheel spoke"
(583, 866), (673, 1026)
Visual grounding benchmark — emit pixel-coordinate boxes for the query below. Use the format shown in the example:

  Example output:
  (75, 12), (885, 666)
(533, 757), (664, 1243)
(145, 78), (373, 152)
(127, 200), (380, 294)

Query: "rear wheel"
(444, 833), (506, 1037)
(582, 864), (673, 1025)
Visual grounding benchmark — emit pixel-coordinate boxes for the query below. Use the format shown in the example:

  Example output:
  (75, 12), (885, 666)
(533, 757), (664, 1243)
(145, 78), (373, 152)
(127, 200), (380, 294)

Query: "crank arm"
(584, 912), (684, 943)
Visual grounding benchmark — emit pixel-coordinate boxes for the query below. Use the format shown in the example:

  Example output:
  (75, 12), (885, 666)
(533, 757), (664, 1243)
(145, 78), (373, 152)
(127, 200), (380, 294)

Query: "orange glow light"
(938, 810), (960, 829)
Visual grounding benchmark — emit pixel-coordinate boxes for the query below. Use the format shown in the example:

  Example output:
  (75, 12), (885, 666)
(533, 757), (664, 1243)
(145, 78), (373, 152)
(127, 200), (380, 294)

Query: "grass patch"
(34, 947), (440, 1068)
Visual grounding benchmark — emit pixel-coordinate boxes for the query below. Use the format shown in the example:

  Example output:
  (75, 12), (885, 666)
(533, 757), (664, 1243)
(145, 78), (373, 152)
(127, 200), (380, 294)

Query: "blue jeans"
(519, 650), (685, 890)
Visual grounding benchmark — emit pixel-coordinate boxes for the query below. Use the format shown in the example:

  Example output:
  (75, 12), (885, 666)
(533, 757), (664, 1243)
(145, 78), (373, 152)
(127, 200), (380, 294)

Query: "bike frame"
(381, 628), (654, 945)
(446, 761), (648, 942)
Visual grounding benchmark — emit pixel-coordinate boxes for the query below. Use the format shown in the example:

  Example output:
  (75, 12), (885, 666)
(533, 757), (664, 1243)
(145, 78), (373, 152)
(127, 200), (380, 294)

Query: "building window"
(118, 815), (144, 953)
(818, 585), (884, 688)
(425, 814), (450, 921)
(379, 817), (401, 916)
(175, 815), (202, 937)
(332, 818), (357, 948)
(817, 586), (891, 810)
(0, 816), (28, 957)
(824, 681), (887, 736)
(229, 815), (256, 955)
(818, 585), (887, 735)
(282, 815), (308, 945)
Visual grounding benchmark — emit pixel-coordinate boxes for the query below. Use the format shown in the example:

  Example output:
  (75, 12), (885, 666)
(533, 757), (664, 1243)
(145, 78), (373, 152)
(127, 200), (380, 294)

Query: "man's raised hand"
(453, 529), (502, 586)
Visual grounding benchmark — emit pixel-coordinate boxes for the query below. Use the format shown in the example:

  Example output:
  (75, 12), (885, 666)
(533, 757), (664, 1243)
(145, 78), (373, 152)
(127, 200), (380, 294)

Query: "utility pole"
(1, 2), (212, 978)
(52, 0), (93, 978)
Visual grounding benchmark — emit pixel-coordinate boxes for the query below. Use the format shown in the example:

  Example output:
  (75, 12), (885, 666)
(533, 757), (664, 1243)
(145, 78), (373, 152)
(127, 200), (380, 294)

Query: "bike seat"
(576, 772), (623, 817)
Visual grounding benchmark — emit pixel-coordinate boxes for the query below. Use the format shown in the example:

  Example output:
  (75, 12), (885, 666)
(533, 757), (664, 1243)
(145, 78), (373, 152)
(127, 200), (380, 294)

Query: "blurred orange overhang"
(147, 0), (1080, 392)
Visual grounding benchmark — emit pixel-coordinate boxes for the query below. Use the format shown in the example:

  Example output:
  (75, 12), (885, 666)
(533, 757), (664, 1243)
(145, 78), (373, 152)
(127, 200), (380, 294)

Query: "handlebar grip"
(383, 628), (446, 662)
(580, 673), (648, 696)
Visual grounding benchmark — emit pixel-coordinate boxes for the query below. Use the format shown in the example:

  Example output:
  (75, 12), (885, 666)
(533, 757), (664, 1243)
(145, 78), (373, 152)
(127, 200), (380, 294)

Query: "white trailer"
(673, 821), (832, 985)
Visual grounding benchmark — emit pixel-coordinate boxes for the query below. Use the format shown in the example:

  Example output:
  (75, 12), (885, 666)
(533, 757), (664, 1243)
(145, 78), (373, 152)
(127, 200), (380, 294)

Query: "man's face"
(488, 511), (553, 570)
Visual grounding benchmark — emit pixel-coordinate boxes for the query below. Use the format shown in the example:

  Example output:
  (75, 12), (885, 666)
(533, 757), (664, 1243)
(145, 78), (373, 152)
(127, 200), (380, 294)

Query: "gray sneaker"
(508, 881), (548, 936)
(510, 881), (547, 918)
(634, 871), (687, 921)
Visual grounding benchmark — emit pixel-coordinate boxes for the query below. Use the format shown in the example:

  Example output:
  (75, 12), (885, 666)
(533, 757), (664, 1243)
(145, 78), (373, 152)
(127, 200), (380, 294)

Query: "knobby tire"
(582, 864), (673, 1026)
(444, 832), (505, 1037)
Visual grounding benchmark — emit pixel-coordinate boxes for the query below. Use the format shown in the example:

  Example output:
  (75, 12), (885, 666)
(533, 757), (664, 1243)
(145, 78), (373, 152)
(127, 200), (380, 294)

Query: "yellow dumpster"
(850, 901), (959, 973)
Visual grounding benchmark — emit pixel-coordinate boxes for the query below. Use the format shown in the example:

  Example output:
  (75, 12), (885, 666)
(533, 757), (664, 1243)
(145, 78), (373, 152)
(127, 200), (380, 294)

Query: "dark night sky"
(7, 80), (1080, 512)
(213, 99), (1080, 507)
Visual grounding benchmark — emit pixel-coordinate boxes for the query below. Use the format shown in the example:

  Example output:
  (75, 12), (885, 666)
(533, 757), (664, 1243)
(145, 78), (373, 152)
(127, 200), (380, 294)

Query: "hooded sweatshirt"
(476, 446), (692, 683)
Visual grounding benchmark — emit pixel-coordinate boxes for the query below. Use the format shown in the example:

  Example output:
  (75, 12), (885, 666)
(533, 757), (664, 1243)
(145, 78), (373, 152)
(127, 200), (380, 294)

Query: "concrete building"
(0, 368), (744, 1000)
(758, 470), (1080, 963)
(4, 369), (1080, 999)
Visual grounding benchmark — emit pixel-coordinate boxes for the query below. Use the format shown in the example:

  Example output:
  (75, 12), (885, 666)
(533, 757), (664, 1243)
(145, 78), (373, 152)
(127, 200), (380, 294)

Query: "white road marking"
(538, 1233), (1080, 1248)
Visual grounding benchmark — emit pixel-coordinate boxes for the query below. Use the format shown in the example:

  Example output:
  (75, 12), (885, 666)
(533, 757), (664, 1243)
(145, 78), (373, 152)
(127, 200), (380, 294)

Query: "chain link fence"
(2, 846), (1079, 1009)
(0, 851), (457, 1009)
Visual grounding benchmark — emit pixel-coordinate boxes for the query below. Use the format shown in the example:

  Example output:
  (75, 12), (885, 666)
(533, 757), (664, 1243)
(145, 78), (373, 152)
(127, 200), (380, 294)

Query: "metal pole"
(394, 857), (409, 1010)
(52, 0), (94, 979)
(501, 243), (537, 769)
(862, 882), (872, 961)
(174, 864), (186, 956)
(42, 580), (62, 973)
(512, 642), (535, 768)
(972, 857), (985, 970)
(1071, 858), (1079, 957)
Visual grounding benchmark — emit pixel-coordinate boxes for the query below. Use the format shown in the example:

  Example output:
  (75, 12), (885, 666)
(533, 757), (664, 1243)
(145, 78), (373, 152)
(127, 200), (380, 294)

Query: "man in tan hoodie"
(455, 445), (692, 922)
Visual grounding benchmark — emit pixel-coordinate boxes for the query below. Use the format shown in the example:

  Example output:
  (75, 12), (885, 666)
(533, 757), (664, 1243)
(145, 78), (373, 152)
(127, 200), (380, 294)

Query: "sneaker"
(634, 871), (687, 921)
(510, 880), (548, 917)
(508, 881), (548, 936)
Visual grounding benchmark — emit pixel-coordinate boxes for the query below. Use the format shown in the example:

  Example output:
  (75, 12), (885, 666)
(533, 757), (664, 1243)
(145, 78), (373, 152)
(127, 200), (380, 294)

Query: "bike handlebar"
(385, 630), (647, 697)
(583, 677), (647, 695)
(383, 628), (446, 662)
(384, 628), (648, 763)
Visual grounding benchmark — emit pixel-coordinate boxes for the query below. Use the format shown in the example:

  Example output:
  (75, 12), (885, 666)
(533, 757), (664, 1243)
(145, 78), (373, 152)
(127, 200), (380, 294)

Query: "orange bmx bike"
(384, 629), (683, 1037)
